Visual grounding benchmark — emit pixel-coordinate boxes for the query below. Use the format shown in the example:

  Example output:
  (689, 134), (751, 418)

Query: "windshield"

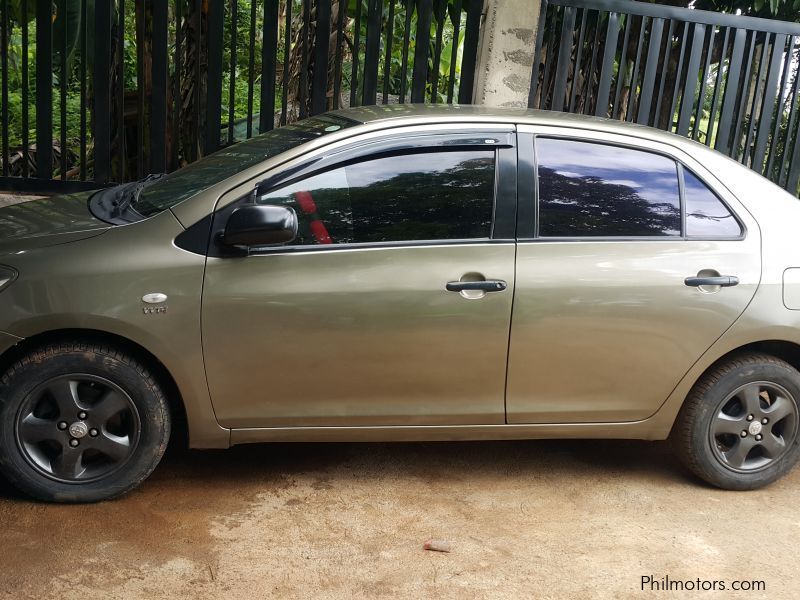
(130, 113), (359, 218)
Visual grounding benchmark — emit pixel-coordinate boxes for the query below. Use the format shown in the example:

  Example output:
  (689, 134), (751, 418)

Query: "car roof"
(328, 103), (729, 159)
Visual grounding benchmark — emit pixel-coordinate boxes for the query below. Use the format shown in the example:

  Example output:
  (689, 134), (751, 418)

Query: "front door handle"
(446, 280), (507, 293)
(684, 275), (739, 287)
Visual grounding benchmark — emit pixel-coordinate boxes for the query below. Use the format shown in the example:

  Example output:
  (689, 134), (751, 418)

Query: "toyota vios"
(1, 105), (799, 502)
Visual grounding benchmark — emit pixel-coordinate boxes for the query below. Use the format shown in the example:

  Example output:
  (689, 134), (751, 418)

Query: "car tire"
(0, 340), (170, 503)
(671, 353), (800, 490)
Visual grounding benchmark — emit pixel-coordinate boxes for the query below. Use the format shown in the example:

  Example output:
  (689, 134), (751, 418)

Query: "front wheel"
(0, 341), (171, 502)
(671, 353), (800, 490)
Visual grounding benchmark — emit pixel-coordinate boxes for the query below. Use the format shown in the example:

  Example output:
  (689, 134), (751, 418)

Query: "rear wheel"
(0, 341), (170, 502)
(671, 354), (800, 490)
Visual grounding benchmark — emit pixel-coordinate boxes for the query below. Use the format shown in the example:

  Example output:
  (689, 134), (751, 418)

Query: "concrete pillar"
(473, 0), (542, 108)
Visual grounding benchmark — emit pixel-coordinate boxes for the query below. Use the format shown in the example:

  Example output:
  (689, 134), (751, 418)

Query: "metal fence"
(530, 0), (800, 197)
(0, 0), (482, 193)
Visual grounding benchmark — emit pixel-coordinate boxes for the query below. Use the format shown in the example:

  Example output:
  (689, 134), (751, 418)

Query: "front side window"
(256, 150), (496, 245)
(536, 138), (682, 237)
(684, 169), (742, 237)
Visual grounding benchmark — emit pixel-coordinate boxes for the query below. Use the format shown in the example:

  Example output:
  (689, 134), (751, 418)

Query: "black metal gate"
(530, 0), (800, 197)
(0, 0), (482, 193)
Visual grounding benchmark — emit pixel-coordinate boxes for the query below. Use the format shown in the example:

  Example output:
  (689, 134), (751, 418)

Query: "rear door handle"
(684, 276), (739, 287)
(446, 280), (507, 293)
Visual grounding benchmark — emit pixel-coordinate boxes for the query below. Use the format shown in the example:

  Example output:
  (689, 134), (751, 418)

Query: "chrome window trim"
(518, 126), (748, 242)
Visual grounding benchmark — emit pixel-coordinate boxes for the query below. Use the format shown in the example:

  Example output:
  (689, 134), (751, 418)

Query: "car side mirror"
(222, 205), (298, 247)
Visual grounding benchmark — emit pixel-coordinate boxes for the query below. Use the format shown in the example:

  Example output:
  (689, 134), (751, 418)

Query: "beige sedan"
(0, 105), (798, 502)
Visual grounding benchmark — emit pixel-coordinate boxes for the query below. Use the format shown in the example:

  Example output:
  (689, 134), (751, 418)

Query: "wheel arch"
(0, 328), (189, 446)
(692, 340), (800, 385)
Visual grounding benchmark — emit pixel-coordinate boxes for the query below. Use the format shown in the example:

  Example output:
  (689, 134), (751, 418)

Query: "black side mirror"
(222, 205), (298, 247)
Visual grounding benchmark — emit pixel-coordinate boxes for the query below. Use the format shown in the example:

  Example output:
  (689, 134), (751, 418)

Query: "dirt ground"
(0, 438), (797, 599)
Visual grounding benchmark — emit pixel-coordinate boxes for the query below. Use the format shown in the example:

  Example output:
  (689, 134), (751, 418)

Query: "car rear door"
(201, 127), (518, 428)
(506, 127), (761, 424)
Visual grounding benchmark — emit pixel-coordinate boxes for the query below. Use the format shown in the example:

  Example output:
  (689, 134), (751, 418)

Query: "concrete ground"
(0, 438), (797, 599)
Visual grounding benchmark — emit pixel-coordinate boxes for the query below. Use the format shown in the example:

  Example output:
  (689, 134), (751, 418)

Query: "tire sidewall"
(689, 360), (800, 490)
(0, 345), (170, 502)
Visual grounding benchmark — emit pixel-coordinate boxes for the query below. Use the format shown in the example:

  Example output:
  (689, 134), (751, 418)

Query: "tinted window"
(685, 169), (741, 237)
(256, 150), (495, 245)
(536, 138), (681, 237)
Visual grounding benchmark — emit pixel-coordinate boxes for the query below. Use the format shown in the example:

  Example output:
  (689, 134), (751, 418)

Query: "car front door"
(506, 128), (761, 424)
(202, 128), (517, 428)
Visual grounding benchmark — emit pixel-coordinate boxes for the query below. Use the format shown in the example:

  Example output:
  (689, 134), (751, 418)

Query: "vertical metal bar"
(566, 7), (586, 113)
(707, 26), (732, 147)
(653, 19), (675, 125)
(676, 23), (705, 137)
(625, 15), (646, 121)
(411, 0), (433, 103)
(382, 0), (395, 104)
(312, 0), (331, 113)
(228, 0), (238, 141)
(136, 0), (145, 178)
(539, 8), (558, 109)
(446, 0), (462, 104)
(715, 27), (747, 154)
(728, 32), (756, 158)
(172, 0), (182, 169)
(21, 0), (29, 178)
(780, 56), (800, 186)
(752, 34), (787, 175)
(36, 0), (53, 179)
(667, 22), (689, 132)
(94, 0), (111, 182)
(151, 0), (168, 173)
(430, 3), (446, 102)
(527, 0), (549, 109)
(299, 0), (310, 117)
(79, 0), (86, 179)
(551, 6), (576, 112)
(767, 36), (796, 178)
(692, 25), (715, 140)
(637, 17), (663, 125)
(59, 0), (67, 179)
(246, 0), (256, 137)
(788, 105), (800, 193)
(349, 0), (362, 107)
(583, 10), (603, 114)
(399, 0), (413, 102)
(611, 15), (630, 119)
(362, 0), (381, 105)
(205, 0), (223, 151)
(333, 0), (346, 109)
(594, 12), (620, 117)
(193, 0), (200, 158)
(261, 0), (278, 132)
(1, 0), (9, 176)
(743, 37), (769, 165)
(281, 0), (291, 125)
(117, 0), (125, 179)
(457, 0), (481, 104)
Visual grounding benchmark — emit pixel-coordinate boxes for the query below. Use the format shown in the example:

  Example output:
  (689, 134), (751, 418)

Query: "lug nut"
(755, 434), (763, 441)
(69, 439), (79, 447)
(78, 411), (88, 420)
(57, 421), (68, 430)
(741, 431), (748, 437)
(762, 418), (769, 424)
(89, 428), (99, 437)
(747, 415), (754, 421)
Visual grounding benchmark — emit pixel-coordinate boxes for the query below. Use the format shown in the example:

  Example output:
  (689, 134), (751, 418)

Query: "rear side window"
(536, 138), (682, 237)
(256, 150), (496, 245)
(684, 169), (742, 237)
